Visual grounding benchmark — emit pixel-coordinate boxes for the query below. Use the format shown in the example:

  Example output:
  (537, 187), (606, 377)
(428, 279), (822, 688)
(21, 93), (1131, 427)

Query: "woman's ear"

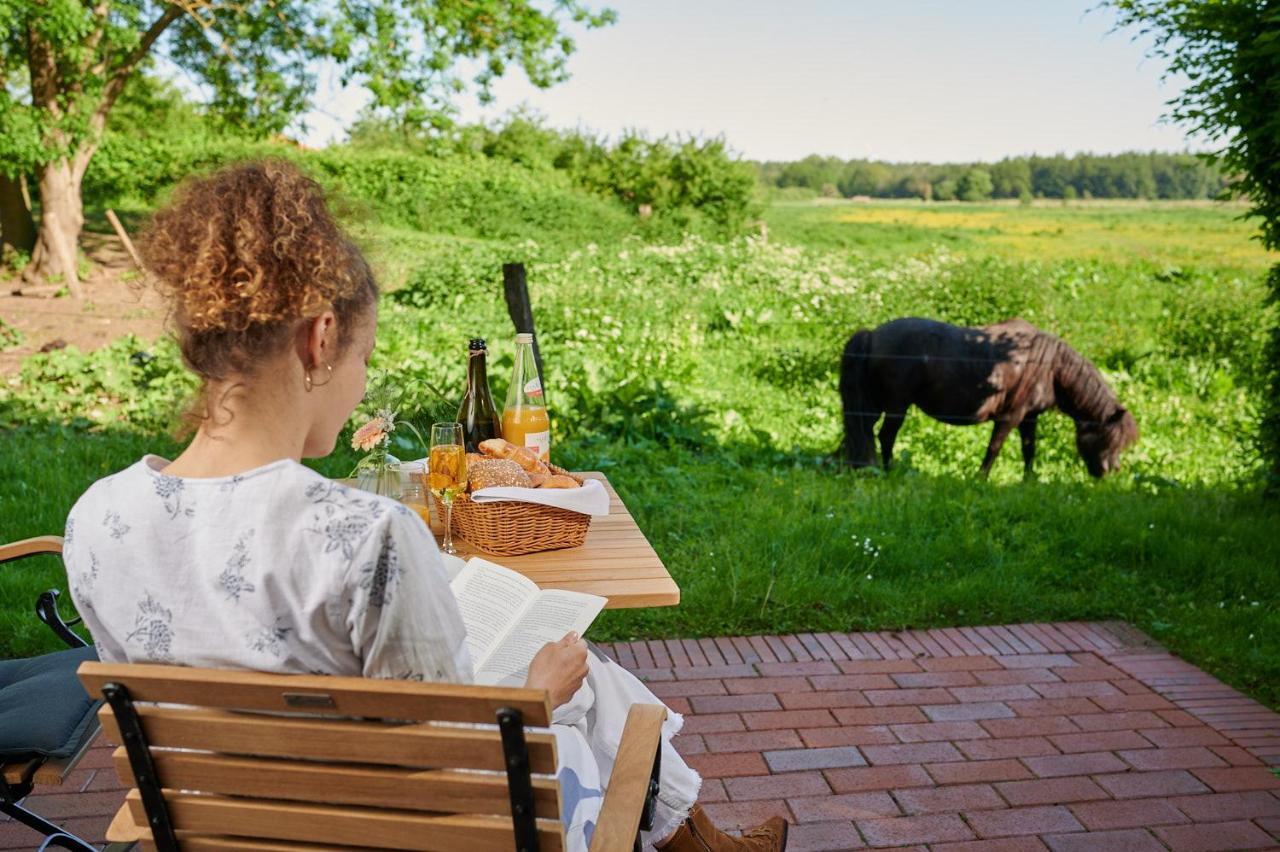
(306, 311), (338, 369)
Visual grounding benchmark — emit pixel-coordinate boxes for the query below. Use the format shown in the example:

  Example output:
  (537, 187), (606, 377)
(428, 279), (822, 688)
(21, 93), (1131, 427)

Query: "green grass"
(766, 198), (1276, 271)
(2, 197), (1277, 710)
(591, 446), (1279, 706)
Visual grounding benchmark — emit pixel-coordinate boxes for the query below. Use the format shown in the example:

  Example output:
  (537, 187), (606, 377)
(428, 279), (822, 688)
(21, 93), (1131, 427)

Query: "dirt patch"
(0, 229), (167, 374)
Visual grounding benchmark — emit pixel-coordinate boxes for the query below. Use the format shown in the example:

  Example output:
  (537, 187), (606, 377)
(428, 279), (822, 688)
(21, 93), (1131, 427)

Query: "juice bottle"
(502, 332), (551, 461)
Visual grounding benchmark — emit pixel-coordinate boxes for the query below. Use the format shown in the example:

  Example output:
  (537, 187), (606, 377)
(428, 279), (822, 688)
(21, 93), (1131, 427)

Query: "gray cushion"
(0, 645), (100, 760)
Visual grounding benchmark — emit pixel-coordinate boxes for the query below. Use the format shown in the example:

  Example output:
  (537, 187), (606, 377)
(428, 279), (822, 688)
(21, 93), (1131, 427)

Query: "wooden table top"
(426, 471), (680, 610)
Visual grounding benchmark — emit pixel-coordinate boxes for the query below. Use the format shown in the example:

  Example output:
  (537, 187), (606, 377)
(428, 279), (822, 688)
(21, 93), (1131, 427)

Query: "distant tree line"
(755, 152), (1229, 201)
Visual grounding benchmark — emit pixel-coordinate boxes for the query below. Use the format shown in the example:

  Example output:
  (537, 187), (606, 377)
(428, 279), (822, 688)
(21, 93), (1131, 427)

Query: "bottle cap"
(515, 332), (534, 344)
(468, 338), (487, 350)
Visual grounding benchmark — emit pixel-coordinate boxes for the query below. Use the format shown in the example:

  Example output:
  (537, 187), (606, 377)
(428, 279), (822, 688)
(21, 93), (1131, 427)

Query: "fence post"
(502, 262), (545, 389)
(106, 209), (145, 274)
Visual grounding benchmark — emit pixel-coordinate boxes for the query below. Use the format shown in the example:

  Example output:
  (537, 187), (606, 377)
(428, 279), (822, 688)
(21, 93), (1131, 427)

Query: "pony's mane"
(1050, 337), (1120, 425)
(1004, 328), (1061, 413)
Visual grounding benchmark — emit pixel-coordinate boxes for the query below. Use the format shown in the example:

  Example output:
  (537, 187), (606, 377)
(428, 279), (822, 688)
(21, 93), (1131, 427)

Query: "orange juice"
(401, 480), (432, 528)
(403, 494), (432, 528)
(504, 333), (552, 461)
(502, 405), (551, 461)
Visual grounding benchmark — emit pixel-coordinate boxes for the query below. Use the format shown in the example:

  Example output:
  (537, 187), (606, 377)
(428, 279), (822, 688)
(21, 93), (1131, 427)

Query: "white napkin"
(470, 478), (611, 516)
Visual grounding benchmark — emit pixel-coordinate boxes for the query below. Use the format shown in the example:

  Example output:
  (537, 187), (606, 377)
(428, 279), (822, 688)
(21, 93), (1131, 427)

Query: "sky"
(299, 0), (1200, 163)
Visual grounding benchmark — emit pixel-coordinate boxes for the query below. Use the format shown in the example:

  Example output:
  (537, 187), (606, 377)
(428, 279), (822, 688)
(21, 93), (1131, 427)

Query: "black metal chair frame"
(0, 540), (115, 852)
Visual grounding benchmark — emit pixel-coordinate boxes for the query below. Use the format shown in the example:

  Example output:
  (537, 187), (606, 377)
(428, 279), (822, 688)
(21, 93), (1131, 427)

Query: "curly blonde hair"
(142, 159), (378, 386)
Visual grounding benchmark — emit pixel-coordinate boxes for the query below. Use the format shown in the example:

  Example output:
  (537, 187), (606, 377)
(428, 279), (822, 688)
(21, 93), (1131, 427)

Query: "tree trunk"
(0, 173), (36, 257)
(28, 154), (87, 296)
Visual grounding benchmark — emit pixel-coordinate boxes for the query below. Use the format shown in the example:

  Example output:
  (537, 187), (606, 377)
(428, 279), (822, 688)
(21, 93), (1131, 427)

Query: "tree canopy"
(0, 0), (614, 280)
(1109, 0), (1280, 491)
(1, 0), (614, 169)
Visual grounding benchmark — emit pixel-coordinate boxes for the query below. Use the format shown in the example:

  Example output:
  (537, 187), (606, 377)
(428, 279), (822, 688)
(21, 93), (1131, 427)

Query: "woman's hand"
(525, 632), (589, 708)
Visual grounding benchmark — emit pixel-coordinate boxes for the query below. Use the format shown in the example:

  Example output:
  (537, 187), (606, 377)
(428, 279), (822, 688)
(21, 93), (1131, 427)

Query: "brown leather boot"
(656, 804), (788, 851)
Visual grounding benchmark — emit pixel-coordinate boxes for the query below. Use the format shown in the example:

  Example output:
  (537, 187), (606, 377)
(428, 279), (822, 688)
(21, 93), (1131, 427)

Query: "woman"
(63, 161), (786, 852)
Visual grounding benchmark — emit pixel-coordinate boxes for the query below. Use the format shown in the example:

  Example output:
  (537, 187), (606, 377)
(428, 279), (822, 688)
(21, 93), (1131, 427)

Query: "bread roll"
(542, 474), (580, 489)
(526, 472), (550, 488)
(479, 438), (516, 459)
(468, 458), (532, 490)
(508, 446), (548, 474)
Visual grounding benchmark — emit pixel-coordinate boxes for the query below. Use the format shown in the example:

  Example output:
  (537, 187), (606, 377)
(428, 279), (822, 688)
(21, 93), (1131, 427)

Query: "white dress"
(64, 456), (699, 849)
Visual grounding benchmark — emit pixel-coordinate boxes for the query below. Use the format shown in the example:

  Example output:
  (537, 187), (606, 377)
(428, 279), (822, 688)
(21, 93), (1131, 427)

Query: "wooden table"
(427, 472), (680, 610)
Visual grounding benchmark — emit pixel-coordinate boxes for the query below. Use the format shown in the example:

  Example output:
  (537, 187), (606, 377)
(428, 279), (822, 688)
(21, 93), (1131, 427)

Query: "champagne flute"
(428, 422), (467, 555)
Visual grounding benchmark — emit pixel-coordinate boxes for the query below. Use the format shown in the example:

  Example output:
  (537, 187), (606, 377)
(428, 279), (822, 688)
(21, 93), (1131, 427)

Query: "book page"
(473, 589), (607, 686)
(449, 558), (541, 669)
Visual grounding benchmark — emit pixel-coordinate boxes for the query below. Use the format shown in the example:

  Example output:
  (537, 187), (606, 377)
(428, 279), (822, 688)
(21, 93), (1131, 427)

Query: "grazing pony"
(840, 317), (1138, 478)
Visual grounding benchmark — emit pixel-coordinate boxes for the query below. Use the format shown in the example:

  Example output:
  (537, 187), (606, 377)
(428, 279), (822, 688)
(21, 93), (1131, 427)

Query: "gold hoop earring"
(304, 363), (333, 392)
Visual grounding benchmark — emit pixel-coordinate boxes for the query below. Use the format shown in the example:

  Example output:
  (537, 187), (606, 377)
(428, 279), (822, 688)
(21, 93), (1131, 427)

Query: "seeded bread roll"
(468, 458), (532, 490)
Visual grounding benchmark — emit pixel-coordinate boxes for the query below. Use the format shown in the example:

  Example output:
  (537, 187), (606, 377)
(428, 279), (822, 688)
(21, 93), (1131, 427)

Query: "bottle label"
(524, 376), (543, 398)
(523, 430), (550, 461)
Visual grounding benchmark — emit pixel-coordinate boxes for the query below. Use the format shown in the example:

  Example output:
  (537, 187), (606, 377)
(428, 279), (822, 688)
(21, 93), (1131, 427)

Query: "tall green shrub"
(1110, 0), (1280, 492)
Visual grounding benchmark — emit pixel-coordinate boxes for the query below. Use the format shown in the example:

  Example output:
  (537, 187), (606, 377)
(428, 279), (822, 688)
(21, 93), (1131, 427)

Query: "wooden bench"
(79, 662), (666, 852)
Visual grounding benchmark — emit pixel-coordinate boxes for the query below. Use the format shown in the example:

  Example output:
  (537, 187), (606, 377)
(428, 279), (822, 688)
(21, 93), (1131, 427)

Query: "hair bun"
(139, 159), (377, 385)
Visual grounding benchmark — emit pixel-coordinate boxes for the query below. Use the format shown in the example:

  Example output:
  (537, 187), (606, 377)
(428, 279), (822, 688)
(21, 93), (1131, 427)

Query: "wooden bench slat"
(0, 757), (40, 786)
(115, 804), (538, 852)
(124, 789), (567, 852)
(113, 747), (563, 819)
(80, 662), (552, 727)
(106, 802), (146, 844)
(589, 704), (667, 852)
(174, 837), (367, 851)
(99, 705), (558, 774)
(114, 806), (411, 851)
(0, 535), (62, 563)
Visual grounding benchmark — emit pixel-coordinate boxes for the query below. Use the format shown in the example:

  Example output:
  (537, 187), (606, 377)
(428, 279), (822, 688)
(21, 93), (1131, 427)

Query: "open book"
(445, 557), (606, 687)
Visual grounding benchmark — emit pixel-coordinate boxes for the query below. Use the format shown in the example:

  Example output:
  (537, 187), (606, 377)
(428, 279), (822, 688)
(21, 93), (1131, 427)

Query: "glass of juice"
(399, 480), (431, 530)
(428, 422), (467, 555)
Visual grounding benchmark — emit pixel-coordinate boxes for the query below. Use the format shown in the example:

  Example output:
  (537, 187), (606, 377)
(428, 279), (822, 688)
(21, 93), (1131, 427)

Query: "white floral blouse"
(63, 455), (472, 681)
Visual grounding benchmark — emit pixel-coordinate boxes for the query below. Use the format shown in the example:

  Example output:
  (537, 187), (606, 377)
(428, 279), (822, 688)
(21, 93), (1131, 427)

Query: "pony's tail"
(839, 329), (877, 466)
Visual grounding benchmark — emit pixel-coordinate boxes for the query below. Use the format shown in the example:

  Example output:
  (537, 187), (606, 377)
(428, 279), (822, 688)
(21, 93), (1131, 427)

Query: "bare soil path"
(0, 230), (166, 375)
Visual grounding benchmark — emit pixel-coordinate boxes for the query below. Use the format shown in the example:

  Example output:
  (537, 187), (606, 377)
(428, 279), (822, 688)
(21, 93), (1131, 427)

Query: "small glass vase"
(355, 452), (403, 500)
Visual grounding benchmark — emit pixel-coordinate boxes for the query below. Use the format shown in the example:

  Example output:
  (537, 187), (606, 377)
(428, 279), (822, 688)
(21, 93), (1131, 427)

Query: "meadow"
(2, 180), (1277, 706)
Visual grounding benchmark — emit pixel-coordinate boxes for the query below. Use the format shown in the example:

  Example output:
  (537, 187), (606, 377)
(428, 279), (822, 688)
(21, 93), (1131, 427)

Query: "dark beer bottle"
(457, 338), (502, 452)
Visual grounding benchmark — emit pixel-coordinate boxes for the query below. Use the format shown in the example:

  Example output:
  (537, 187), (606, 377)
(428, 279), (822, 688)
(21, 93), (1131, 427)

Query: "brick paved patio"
(7, 621), (1280, 850)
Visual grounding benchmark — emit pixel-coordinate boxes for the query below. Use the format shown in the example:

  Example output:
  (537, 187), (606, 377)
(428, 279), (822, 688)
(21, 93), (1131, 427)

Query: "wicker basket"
(435, 467), (592, 556)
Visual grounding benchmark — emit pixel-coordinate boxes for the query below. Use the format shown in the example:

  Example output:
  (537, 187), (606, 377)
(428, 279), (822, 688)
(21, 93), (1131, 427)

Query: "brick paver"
(7, 620), (1280, 850)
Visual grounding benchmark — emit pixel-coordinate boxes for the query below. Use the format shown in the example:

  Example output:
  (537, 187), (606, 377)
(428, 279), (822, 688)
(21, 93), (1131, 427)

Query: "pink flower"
(351, 417), (388, 451)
